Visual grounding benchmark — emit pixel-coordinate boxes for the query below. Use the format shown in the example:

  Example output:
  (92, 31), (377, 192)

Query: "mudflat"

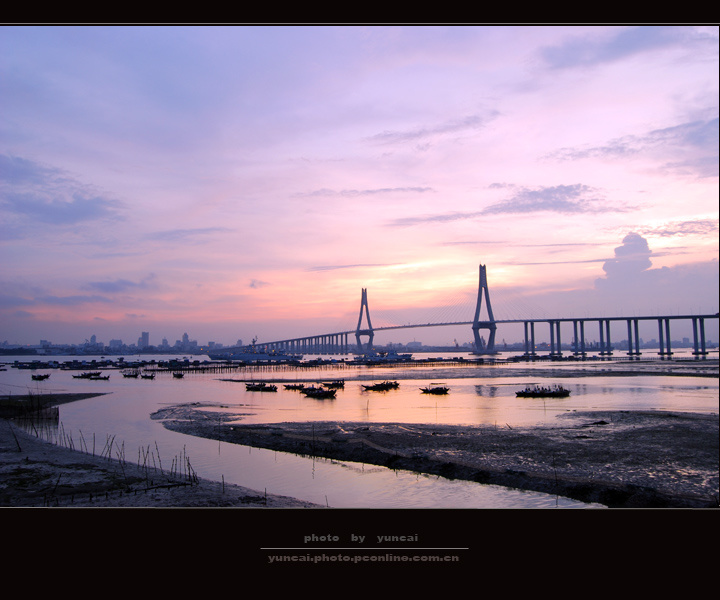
(153, 404), (719, 508)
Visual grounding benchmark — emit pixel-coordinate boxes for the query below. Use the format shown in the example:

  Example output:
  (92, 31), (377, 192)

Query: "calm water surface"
(3, 351), (717, 508)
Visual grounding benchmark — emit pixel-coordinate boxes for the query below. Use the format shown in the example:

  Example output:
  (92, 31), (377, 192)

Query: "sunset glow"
(1, 25), (718, 347)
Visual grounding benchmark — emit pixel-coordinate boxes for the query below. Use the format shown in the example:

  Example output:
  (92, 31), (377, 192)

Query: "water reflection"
(475, 384), (499, 397)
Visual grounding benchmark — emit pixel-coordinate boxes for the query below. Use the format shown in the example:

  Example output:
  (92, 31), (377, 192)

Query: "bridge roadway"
(242, 313), (718, 359)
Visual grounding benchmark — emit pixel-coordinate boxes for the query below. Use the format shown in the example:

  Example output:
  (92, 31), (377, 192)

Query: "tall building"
(138, 331), (149, 349)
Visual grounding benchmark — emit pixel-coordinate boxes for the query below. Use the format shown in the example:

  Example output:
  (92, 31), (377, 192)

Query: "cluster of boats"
(362, 380), (400, 391)
(290, 380), (345, 399)
(122, 370), (156, 379)
(71, 371), (110, 380)
(515, 385), (571, 398)
(122, 369), (157, 379)
(247, 379), (453, 398)
(245, 379), (346, 398)
(31, 369), (160, 381)
(245, 382), (278, 392)
(122, 370), (182, 379)
(298, 386), (338, 399)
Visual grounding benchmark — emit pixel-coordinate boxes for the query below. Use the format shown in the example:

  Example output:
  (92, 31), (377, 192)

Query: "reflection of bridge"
(244, 265), (718, 359)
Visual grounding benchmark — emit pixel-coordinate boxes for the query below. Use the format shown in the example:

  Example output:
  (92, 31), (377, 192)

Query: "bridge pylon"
(472, 264), (497, 355)
(355, 288), (374, 353)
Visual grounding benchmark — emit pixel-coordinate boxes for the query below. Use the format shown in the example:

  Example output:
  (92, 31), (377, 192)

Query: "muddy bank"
(153, 404), (719, 508)
(0, 421), (320, 508)
(0, 394), (320, 507)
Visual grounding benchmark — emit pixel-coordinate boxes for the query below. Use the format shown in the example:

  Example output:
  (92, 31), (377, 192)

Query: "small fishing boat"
(245, 382), (277, 392)
(173, 372), (185, 379)
(31, 373), (50, 381)
(301, 387), (337, 399)
(141, 373), (155, 380)
(122, 370), (140, 378)
(420, 386), (449, 395)
(284, 383), (306, 390)
(299, 385), (322, 394)
(321, 380), (345, 388)
(362, 381), (400, 391)
(73, 371), (101, 379)
(516, 385), (571, 398)
(88, 375), (110, 381)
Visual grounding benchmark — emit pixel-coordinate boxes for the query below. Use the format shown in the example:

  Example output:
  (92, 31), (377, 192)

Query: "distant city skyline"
(1, 26), (718, 347)
(3, 331), (242, 350)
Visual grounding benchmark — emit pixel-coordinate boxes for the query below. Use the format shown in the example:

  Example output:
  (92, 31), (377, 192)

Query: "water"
(2, 351), (717, 508)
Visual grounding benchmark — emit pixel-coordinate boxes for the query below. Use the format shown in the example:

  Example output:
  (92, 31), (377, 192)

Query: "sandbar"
(153, 404), (719, 508)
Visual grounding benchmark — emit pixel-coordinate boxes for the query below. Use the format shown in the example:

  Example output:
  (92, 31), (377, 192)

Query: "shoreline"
(153, 405), (719, 509)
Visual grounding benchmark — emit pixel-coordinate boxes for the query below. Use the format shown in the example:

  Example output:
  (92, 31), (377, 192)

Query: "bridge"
(236, 265), (718, 359)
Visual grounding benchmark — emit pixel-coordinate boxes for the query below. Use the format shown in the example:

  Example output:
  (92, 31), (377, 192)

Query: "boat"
(122, 370), (140, 378)
(362, 381), (400, 391)
(321, 380), (345, 388)
(420, 386), (449, 395)
(516, 385), (571, 398)
(301, 387), (337, 399)
(87, 375), (110, 381)
(72, 371), (101, 379)
(284, 383), (305, 390)
(245, 382), (278, 392)
(172, 372), (185, 379)
(31, 373), (50, 381)
(141, 373), (155, 380)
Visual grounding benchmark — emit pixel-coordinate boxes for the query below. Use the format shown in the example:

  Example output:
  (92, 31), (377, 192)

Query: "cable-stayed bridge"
(225, 265), (718, 359)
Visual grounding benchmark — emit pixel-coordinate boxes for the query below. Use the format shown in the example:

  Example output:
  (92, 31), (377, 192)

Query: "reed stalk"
(8, 423), (21, 452)
(155, 441), (164, 476)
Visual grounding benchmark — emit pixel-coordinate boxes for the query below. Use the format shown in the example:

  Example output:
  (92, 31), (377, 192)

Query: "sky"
(1, 25), (718, 348)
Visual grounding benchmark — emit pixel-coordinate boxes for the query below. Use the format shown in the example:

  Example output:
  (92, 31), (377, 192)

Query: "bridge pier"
(626, 319), (641, 358)
(692, 317), (708, 358)
(599, 319), (613, 356)
(657, 318), (673, 358)
(523, 321), (537, 359)
(549, 320), (562, 357)
(573, 320), (587, 357)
